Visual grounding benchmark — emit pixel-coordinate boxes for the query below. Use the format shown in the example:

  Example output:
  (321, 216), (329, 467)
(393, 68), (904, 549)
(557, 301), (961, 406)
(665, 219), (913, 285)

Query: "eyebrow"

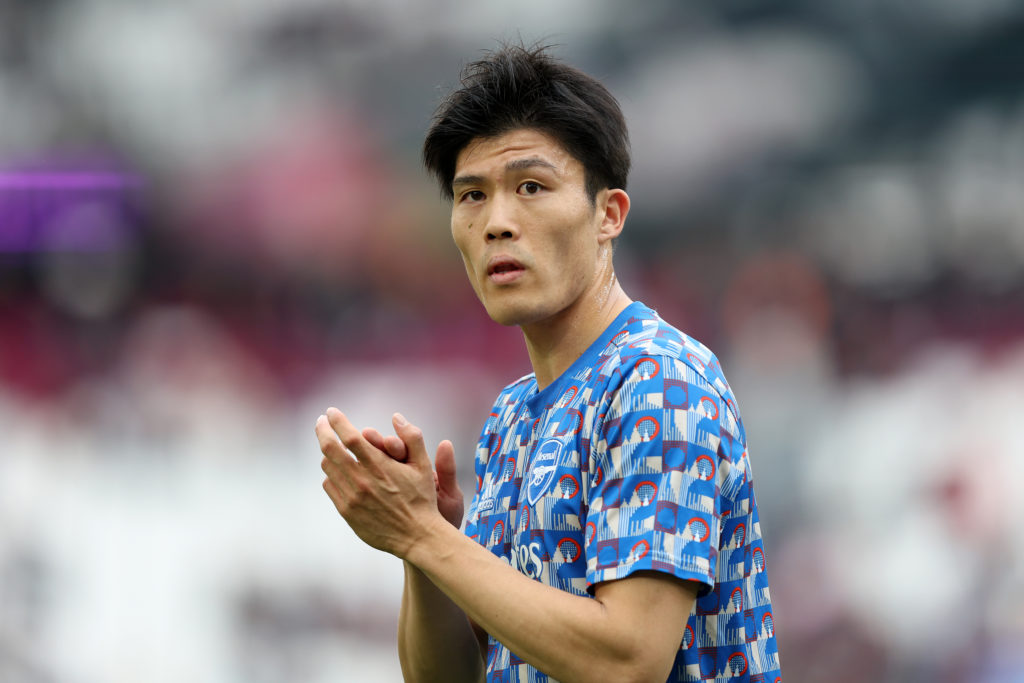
(451, 157), (559, 190)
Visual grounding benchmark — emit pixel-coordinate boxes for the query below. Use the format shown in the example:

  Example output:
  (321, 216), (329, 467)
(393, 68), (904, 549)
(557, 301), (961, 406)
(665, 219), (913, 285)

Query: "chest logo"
(526, 438), (564, 506)
(476, 474), (497, 513)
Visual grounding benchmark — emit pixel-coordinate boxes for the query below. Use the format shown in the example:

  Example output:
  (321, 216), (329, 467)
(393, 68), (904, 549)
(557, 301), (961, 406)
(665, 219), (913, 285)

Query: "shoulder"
(604, 305), (741, 422)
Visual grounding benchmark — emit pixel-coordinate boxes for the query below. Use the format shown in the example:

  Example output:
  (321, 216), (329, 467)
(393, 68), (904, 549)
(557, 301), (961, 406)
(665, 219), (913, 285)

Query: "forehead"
(454, 128), (580, 176)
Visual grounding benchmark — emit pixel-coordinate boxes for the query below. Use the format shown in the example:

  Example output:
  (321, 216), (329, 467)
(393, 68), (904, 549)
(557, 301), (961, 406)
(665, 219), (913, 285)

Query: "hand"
(362, 417), (465, 529)
(316, 408), (444, 558)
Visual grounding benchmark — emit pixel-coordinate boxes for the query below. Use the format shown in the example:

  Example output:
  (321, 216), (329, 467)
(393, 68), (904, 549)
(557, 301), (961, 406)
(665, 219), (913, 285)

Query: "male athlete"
(315, 44), (781, 682)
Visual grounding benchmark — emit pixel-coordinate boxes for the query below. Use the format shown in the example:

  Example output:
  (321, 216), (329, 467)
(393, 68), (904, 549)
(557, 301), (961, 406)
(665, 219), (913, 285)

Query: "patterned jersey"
(464, 302), (781, 682)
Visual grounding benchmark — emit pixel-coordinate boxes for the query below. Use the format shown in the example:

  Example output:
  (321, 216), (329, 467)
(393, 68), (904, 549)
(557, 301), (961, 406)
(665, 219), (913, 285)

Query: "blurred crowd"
(2, 1), (1023, 682)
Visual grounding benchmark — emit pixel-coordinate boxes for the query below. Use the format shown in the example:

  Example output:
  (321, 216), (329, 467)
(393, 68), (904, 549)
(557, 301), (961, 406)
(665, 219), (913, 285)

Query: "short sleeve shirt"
(463, 302), (781, 682)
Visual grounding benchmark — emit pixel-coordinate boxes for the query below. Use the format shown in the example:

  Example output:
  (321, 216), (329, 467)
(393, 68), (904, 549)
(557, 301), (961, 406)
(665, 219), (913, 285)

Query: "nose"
(484, 194), (520, 242)
(486, 226), (516, 241)
(485, 225), (516, 241)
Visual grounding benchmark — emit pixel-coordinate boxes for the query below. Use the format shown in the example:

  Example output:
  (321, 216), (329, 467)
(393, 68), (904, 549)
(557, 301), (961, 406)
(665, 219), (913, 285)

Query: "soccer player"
(315, 44), (781, 682)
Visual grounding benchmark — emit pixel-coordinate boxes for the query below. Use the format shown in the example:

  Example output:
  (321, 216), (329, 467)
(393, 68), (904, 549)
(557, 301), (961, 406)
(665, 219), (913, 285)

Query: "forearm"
(399, 560), (485, 683)
(316, 408), (684, 680)
(406, 518), (674, 683)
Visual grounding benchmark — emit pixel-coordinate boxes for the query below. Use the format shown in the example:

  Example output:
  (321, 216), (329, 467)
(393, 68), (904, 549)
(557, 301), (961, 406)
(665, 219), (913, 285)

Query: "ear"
(596, 188), (630, 245)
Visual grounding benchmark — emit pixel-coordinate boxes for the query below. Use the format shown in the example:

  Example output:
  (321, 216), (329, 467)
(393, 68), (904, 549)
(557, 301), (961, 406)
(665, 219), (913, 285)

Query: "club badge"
(526, 438), (564, 506)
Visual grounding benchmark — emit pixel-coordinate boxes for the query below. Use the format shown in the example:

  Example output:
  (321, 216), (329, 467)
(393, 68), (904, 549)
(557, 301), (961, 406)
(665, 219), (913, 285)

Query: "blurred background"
(2, 0), (1023, 681)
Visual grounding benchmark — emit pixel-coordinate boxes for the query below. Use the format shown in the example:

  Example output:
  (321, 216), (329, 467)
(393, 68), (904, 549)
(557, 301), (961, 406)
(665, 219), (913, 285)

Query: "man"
(315, 44), (781, 682)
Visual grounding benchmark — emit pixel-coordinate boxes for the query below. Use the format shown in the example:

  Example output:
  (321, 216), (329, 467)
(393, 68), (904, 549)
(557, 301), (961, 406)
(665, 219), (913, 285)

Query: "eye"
(460, 190), (485, 203)
(519, 181), (542, 195)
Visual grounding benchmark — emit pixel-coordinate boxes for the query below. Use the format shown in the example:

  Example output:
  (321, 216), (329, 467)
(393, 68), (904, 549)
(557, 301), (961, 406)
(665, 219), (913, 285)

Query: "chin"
(483, 297), (558, 328)
(484, 306), (531, 327)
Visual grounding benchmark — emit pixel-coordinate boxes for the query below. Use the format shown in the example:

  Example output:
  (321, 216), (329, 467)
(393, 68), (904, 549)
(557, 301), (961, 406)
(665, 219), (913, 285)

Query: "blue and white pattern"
(464, 302), (781, 682)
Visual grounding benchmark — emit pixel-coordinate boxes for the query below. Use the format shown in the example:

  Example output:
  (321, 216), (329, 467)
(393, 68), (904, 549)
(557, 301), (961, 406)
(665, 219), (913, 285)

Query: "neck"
(522, 263), (632, 391)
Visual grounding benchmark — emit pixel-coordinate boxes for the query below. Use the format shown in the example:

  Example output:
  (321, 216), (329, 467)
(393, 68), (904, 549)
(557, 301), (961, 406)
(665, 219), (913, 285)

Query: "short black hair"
(423, 43), (630, 203)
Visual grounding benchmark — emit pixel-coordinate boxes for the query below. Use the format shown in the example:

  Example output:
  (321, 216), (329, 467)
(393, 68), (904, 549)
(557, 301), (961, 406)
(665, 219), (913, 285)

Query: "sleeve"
(585, 355), (725, 595)
(463, 396), (506, 544)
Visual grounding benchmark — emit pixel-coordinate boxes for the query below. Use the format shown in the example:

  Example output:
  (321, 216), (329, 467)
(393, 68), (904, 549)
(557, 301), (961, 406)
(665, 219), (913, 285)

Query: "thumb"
(391, 413), (431, 470)
(435, 440), (460, 494)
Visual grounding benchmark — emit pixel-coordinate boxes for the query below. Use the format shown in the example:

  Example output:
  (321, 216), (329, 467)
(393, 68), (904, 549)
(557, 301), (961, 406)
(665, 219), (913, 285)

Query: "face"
(450, 128), (621, 328)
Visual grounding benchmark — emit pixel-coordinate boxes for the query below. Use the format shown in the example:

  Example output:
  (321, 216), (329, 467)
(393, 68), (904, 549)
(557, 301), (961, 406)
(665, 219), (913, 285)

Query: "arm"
(317, 409), (697, 683)
(406, 515), (697, 683)
(362, 430), (486, 682)
(399, 561), (485, 682)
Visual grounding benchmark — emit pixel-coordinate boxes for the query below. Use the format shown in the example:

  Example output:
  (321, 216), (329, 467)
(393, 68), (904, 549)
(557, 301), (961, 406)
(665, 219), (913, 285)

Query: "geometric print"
(464, 302), (781, 681)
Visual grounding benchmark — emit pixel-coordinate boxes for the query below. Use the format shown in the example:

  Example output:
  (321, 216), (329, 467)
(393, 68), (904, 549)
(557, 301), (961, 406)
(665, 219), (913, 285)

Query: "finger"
(435, 439), (462, 496)
(321, 451), (358, 490)
(365, 427), (408, 462)
(321, 457), (354, 512)
(321, 454), (348, 486)
(322, 476), (349, 517)
(316, 414), (352, 465)
(327, 408), (384, 466)
(362, 426), (384, 443)
(391, 413), (430, 469)
(362, 427), (386, 451)
(382, 435), (409, 462)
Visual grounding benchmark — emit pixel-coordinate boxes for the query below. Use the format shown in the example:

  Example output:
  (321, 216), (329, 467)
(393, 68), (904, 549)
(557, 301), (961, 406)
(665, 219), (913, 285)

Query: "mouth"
(486, 256), (526, 283)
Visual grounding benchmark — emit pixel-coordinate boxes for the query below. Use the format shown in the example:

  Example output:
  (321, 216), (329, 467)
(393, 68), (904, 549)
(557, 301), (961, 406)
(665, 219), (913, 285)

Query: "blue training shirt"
(464, 301), (781, 682)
